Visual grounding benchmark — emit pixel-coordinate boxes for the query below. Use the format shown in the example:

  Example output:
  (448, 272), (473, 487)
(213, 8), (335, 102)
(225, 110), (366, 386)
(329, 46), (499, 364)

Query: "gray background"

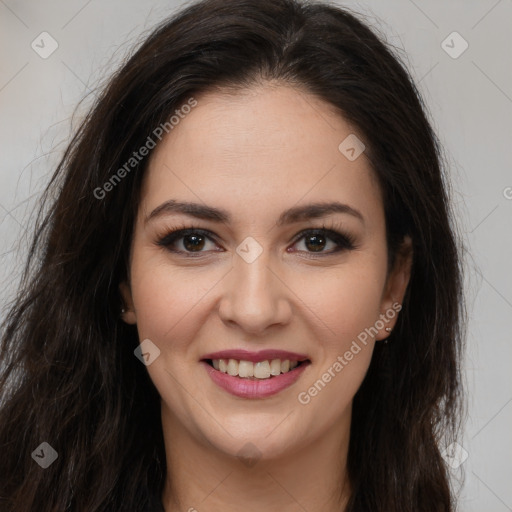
(1, 0), (511, 510)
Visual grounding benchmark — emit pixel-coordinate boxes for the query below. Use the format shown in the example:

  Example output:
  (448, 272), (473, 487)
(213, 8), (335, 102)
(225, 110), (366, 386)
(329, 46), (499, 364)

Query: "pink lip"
(201, 360), (310, 399)
(201, 349), (309, 363)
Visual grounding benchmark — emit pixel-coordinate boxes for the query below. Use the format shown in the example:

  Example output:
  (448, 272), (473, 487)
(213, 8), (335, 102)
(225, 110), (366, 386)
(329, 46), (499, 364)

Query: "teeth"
(269, 359), (281, 376)
(211, 358), (305, 379)
(238, 360), (254, 378)
(254, 361), (271, 378)
(227, 359), (238, 376)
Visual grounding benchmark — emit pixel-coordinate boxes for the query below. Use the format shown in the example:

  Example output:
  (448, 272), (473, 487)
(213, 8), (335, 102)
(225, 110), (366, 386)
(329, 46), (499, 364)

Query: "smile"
(200, 349), (311, 399)
(207, 358), (304, 379)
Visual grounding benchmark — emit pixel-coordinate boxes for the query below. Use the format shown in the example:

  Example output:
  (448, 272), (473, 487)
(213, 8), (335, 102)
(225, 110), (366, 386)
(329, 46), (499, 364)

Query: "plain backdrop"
(1, 0), (511, 510)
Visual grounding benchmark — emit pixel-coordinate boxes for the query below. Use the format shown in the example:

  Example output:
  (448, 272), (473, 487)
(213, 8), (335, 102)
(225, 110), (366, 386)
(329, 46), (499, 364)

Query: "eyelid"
(155, 221), (357, 255)
(290, 226), (355, 246)
(156, 227), (221, 251)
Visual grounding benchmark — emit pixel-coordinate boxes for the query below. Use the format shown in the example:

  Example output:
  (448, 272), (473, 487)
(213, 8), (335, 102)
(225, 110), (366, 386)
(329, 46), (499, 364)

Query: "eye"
(290, 228), (356, 255)
(156, 224), (357, 257)
(156, 227), (220, 255)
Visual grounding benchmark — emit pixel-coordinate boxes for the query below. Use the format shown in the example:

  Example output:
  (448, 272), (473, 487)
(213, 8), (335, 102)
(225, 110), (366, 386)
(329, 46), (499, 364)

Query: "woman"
(0, 0), (465, 510)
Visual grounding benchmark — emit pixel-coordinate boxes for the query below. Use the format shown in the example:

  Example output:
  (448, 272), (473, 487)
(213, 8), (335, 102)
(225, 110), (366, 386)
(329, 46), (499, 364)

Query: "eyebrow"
(145, 199), (364, 226)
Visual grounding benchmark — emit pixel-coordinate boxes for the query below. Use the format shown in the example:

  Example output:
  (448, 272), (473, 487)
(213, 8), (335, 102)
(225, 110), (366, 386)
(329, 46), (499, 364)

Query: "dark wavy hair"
(0, 0), (466, 510)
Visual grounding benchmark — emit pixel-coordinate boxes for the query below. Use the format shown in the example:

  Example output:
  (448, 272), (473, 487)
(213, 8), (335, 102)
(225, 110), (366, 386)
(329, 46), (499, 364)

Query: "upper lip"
(201, 349), (310, 363)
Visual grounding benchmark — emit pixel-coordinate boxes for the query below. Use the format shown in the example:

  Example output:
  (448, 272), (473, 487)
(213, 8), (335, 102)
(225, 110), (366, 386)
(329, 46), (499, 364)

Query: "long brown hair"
(0, 1), (465, 510)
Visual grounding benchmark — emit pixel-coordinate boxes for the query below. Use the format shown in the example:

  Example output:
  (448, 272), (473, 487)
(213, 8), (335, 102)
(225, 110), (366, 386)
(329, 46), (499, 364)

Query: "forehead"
(141, 84), (383, 229)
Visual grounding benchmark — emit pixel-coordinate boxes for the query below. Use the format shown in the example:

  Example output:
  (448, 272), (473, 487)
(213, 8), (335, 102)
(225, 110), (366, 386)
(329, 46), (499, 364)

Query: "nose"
(217, 248), (293, 336)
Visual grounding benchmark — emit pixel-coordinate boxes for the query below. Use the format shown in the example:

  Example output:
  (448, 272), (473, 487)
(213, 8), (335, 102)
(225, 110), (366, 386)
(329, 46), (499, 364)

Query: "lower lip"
(201, 361), (310, 399)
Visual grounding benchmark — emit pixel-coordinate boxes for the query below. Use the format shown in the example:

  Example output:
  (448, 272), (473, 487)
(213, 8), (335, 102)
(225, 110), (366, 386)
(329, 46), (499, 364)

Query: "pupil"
(184, 234), (205, 251)
(306, 234), (325, 252)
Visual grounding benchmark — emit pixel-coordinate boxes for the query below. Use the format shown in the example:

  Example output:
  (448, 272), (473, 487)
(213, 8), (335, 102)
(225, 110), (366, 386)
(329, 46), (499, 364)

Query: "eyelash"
(155, 221), (358, 258)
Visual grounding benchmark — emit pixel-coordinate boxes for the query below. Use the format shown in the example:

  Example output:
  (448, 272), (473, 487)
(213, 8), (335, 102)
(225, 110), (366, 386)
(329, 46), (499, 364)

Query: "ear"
(375, 235), (413, 341)
(119, 281), (137, 325)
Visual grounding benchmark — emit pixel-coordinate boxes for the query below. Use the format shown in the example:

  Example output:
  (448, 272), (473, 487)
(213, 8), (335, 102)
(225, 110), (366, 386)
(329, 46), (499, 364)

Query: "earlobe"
(389, 235), (413, 304)
(119, 281), (137, 325)
(377, 235), (413, 340)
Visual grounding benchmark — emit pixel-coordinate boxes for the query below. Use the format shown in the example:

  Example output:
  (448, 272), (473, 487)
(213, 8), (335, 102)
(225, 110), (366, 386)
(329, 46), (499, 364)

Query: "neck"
(160, 405), (352, 512)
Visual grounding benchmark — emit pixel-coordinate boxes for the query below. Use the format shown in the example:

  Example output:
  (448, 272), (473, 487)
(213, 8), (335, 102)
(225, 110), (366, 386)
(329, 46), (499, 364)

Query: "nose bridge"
(218, 243), (291, 333)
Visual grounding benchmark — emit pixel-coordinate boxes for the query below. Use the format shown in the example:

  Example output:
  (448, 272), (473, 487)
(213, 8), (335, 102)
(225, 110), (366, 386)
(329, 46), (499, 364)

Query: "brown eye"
(157, 226), (356, 257)
(292, 229), (355, 255)
(157, 229), (219, 254)
(182, 233), (206, 251)
(304, 233), (328, 252)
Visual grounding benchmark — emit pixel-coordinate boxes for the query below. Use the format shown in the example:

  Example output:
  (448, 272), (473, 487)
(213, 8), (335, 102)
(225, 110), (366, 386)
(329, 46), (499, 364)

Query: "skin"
(120, 81), (412, 512)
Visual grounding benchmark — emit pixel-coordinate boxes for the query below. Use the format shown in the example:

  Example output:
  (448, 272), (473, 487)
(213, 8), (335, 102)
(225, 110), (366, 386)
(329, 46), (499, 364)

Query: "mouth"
(200, 351), (311, 399)
(202, 357), (311, 380)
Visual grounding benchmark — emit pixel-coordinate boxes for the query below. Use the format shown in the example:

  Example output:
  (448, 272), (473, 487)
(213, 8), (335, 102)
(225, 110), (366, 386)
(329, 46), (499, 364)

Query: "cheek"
(130, 265), (212, 338)
(294, 271), (383, 417)
(130, 245), (387, 351)
(296, 260), (387, 339)
(128, 258), (216, 420)
(292, 256), (386, 399)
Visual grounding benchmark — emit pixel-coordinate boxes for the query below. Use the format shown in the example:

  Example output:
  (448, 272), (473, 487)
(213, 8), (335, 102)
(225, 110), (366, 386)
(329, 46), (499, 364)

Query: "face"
(121, 83), (411, 461)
